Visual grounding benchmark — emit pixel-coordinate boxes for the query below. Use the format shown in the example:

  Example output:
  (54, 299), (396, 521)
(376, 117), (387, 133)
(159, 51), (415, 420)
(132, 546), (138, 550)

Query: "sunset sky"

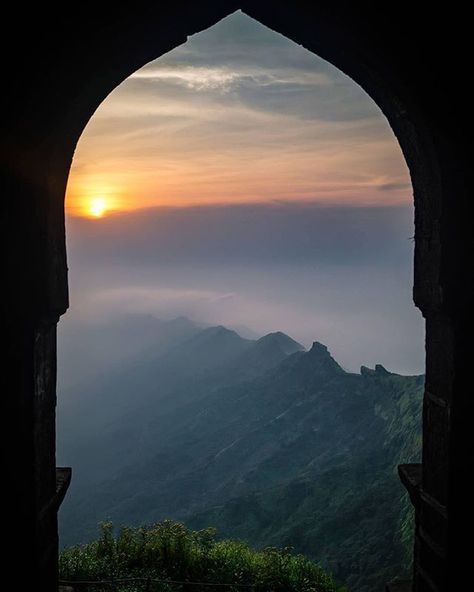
(61, 11), (424, 376)
(66, 11), (410, 217)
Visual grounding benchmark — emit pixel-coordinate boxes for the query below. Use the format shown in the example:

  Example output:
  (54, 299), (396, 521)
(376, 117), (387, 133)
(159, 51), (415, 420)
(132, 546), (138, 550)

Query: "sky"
(61, 10), (424, 375)
(67, 11), (410, 216)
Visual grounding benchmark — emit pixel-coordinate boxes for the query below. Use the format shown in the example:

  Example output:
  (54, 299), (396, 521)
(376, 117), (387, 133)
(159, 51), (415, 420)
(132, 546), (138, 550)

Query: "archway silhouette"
(5, 4), (467, 591)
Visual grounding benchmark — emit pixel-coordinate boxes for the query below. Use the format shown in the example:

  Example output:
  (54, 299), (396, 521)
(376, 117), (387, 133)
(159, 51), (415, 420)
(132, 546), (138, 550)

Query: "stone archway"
(3, 3), (470, 591)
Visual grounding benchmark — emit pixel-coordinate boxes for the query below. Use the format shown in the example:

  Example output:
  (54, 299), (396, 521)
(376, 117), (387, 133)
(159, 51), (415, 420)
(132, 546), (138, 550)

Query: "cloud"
(131, 66), (241, 91)
(64, 254), (424, 375)
(92, 286), (234, 314)
(66, 202), (414, 268)
(63, 200), (424, 375)
(130, 64), (334, 92)
(377, 182), (413, 192)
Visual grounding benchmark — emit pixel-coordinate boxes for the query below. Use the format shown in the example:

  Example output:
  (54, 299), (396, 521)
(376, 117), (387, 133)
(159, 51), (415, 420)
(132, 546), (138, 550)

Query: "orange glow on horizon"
(65, 156), (411, 218)
(88, 197), (107, 218)
(66, 182), (124, 218)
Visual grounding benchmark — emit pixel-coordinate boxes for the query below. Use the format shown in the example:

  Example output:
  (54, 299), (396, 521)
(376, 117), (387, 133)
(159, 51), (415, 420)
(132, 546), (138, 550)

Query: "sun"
(88, 197), (107, 218)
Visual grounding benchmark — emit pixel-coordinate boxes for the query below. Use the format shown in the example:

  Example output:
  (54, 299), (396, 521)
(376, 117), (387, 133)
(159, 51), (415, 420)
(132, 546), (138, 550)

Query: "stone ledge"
(55, 467), (72, 511)
(398, 463), (422, 508)
(38, 467), (72, 520)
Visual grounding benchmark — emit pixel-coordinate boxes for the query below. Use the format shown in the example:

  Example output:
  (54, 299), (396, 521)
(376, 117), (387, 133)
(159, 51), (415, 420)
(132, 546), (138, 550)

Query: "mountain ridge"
(57, 317), (423, 592)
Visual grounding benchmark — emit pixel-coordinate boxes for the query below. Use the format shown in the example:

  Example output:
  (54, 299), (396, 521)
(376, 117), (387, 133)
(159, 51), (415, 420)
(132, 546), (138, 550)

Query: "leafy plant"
(59, 521), (345, 592)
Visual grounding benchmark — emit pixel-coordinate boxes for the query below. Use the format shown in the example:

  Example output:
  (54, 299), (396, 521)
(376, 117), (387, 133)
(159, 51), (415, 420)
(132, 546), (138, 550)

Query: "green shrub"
(59, 521), (345, 592)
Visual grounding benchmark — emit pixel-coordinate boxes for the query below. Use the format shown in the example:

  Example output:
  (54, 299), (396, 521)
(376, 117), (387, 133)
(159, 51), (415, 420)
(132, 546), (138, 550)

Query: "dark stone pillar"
(34, 319), (73, 590)
(401, 125), (472, 591)
(3, 133), (71, 588)
(5, 315), (70, 590)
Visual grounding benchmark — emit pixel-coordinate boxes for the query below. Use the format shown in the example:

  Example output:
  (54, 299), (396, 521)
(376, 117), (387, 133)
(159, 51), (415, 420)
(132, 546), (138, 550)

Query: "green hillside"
(58, 318), (423, 592)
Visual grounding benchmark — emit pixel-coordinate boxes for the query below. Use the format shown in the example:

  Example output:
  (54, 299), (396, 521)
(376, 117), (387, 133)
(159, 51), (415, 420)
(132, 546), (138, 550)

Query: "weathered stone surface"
(425, 314), (455, 403)
(422, 398), (450, 506)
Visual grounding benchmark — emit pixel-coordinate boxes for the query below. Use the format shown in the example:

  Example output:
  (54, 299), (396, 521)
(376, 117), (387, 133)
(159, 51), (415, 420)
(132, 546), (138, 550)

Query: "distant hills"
(57, 315), (423, 592)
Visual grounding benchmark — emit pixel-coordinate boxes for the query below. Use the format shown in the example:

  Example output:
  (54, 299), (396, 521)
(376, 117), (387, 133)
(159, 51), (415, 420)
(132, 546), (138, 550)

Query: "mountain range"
(57, 315), (423, 592)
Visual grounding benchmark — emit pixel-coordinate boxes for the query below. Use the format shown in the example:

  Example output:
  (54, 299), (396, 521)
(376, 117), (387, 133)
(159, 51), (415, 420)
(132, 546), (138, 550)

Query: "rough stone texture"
(1, 2), (472, 590)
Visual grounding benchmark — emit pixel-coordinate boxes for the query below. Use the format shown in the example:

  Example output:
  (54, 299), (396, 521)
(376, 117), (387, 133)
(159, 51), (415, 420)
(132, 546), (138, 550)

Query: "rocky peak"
(361, 364), (391, 376)
(256, 332), (304, 355)
(302, 341), (344, 374)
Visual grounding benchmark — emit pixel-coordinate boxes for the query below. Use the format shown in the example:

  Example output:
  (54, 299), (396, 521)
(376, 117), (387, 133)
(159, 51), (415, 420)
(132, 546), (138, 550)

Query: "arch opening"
(57, 11), (425, 592)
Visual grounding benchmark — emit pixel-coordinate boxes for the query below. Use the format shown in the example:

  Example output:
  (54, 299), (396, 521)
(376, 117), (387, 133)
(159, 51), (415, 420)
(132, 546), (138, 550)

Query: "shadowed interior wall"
(2, 3), (472, 590)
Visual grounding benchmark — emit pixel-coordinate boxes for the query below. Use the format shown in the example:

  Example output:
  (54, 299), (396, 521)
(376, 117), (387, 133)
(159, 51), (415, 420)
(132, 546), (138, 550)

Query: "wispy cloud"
(94, 286), (234, 310)
(130, 66), (241, 90)
(130, 64), (333, 91)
